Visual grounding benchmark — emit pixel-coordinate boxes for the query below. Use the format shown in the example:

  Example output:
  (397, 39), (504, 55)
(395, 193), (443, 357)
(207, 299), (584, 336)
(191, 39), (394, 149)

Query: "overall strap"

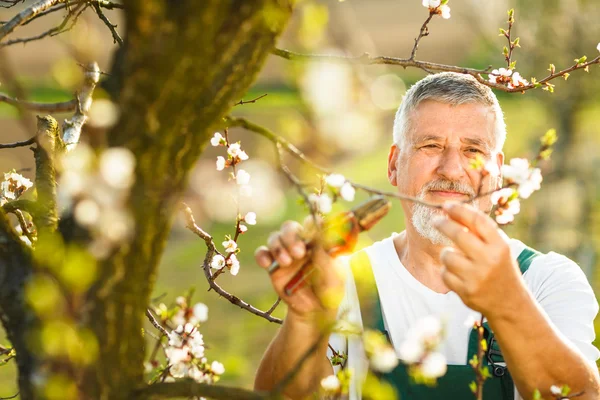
(349, 250), (384, 333)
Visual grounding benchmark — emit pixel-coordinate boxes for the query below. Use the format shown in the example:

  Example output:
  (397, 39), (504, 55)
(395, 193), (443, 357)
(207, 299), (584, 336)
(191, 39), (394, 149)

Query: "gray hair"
(393, 72), (506, 153)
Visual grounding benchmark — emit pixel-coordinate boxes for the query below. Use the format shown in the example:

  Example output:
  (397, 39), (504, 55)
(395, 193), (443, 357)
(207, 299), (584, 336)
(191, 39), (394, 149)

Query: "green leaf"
(513, 37), (520, 47)
(532, 389), (542, 400)
(561, 385), (571, 396)
(540, 129), (557, 147)
(469, 381), (477, 394)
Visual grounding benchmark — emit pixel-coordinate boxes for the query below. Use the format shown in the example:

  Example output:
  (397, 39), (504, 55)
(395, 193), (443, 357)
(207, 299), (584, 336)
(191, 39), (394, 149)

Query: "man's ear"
(388, 144), (400, 187)
(495, 151), (504, 189)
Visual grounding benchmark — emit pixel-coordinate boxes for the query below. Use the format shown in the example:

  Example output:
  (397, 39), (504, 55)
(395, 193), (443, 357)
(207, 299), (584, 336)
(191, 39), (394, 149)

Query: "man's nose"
(436, 147), (467, 181)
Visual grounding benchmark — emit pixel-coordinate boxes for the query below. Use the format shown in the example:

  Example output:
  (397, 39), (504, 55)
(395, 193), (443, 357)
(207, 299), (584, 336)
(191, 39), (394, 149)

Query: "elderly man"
(253, 72), (600, 399)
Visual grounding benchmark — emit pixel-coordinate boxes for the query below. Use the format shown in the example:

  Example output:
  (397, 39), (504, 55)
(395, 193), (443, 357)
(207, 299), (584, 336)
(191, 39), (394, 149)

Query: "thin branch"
(410, 12), (435, 60)
(62, 62), (101, 151)
(0, 136), (35, 149)
(272, 48), (600, 93)
(0, 392), (19, 400)
(0, 0), (65, 42)
(136, 381), (270, 400)
(234, 93), (267, 106)
(182, 205), (283, 324)
(13, 209), (33, 244)
(92, 2), (122, 46)
(225, 116), (442, 209)
(0, 94), (77, 112)
(0, 2), (86, 48)
(266, 297), (281, 315)
(2, 199), (44, 217)
(145, 309), (170, 337)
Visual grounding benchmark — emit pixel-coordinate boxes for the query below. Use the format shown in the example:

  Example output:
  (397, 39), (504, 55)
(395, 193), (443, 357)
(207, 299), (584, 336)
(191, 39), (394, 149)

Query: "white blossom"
(168, 331), (183, 348)
(222, 239), (237, 253)
(210, 254), (226, 270)
(1, 171), (33, 203)
(236, 169), (251, 185)
(491, 188), (521, 225)
(325, 173), (346, 188)
(308, 193), (332, 214)
(510, 71), (529, 88)
(211, 132), (225, 147)
(169, 361), (189, 378)
(597, 43), (600, 53)
(420, 352), (447, 378)
(171, 309), (186, 327)
(440, 4), (451, 19)
(422, 0), (441, 8)
(189, 365), (205, 383)
(211, 361), (225, 375)
(320, 375), (341, 392)
(398, 338), (425, 363)
(192, 303), (209, 323)
(228, 254), (240, 276)
(340, 182), (356, 202)
(407, 315), (443, 345)
(238, 224), (247, 233)
(216, 156), (226, 171)
(166, 346), (189, 365)
(227, 143), (248, 160)
(501, 158), (542, 199)
(244, 211), (257, 225)
(370, 347), (399, 372)
(99, 148), (136, 189)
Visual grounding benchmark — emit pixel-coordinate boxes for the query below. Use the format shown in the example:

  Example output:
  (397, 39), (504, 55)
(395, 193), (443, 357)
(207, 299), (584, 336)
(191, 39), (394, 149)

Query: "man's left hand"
(432, 202), (527, 318)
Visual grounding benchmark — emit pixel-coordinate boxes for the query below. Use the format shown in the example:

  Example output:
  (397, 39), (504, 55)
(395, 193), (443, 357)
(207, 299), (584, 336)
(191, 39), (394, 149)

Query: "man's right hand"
(254, 219), (346, 324)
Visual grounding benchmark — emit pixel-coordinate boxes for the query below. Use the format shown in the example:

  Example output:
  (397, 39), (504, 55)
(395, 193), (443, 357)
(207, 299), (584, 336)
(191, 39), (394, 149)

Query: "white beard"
(411, 179), (478, 246)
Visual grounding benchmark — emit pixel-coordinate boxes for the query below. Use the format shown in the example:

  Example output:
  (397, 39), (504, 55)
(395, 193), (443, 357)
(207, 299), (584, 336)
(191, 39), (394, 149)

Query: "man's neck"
(393, 226), (452, 294)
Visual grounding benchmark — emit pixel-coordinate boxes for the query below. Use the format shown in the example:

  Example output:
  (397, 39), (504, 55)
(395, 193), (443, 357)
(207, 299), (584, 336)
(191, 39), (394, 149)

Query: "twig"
(0, 0), (23, 9)
(272, 48), (600, 93)
(0, 392), (19, 400)
(0, 94), (77, 113)
(501, 10), (517, 69)
(145, 309), (170, 337)
(12, 209), (33, 244)
(182, 204), (283, 325)
(410, 13), (435, 60)
(0, 0), (66, 42)
(0, 136), (35, 149)
(92, 2), (122, 46)
(234, 93), (267, 106)
(62, 62), (101, 151)
(0, 2), (86, 47)
(266, 297), (281, 315)
(226, 116), (442, 209)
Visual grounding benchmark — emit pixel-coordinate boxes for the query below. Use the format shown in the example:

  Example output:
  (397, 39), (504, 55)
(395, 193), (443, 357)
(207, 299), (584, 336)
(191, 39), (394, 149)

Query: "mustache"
(419, 179), (476, 197)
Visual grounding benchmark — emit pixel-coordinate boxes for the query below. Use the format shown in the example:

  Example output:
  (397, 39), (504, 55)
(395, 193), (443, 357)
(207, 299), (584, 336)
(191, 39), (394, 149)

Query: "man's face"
(388, 100), (503, 244)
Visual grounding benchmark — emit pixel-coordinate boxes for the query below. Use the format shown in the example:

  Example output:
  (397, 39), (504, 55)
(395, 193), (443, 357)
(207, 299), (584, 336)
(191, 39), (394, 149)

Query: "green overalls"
(348, 246), (541, 400)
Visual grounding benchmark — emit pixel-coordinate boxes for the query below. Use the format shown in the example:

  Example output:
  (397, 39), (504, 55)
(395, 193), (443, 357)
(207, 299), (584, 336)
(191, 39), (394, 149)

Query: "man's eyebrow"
(461, 137), (492, 150)
(414, 135), (444, 143)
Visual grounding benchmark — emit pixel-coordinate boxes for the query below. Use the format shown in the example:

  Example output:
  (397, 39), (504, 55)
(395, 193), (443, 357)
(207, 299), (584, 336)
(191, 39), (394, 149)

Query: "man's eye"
(466, 148), (482, 154)
(422, 144), (440, 149)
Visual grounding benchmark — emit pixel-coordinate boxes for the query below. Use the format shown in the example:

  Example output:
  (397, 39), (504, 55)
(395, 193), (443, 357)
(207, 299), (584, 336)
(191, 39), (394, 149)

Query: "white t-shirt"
(328, 234), (600, 400)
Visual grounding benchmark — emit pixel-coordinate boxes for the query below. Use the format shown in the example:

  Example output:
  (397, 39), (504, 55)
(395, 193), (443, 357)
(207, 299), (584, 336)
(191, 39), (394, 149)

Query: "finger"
(441, 268), (466, 296)
(440, 247), (472, 278)
(280, 220), (307, 259)
(255, 245), (274, 269)
(442, 202), (501, 244)
(433, 217), (485, 259)
(267, 232), (293, 267)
